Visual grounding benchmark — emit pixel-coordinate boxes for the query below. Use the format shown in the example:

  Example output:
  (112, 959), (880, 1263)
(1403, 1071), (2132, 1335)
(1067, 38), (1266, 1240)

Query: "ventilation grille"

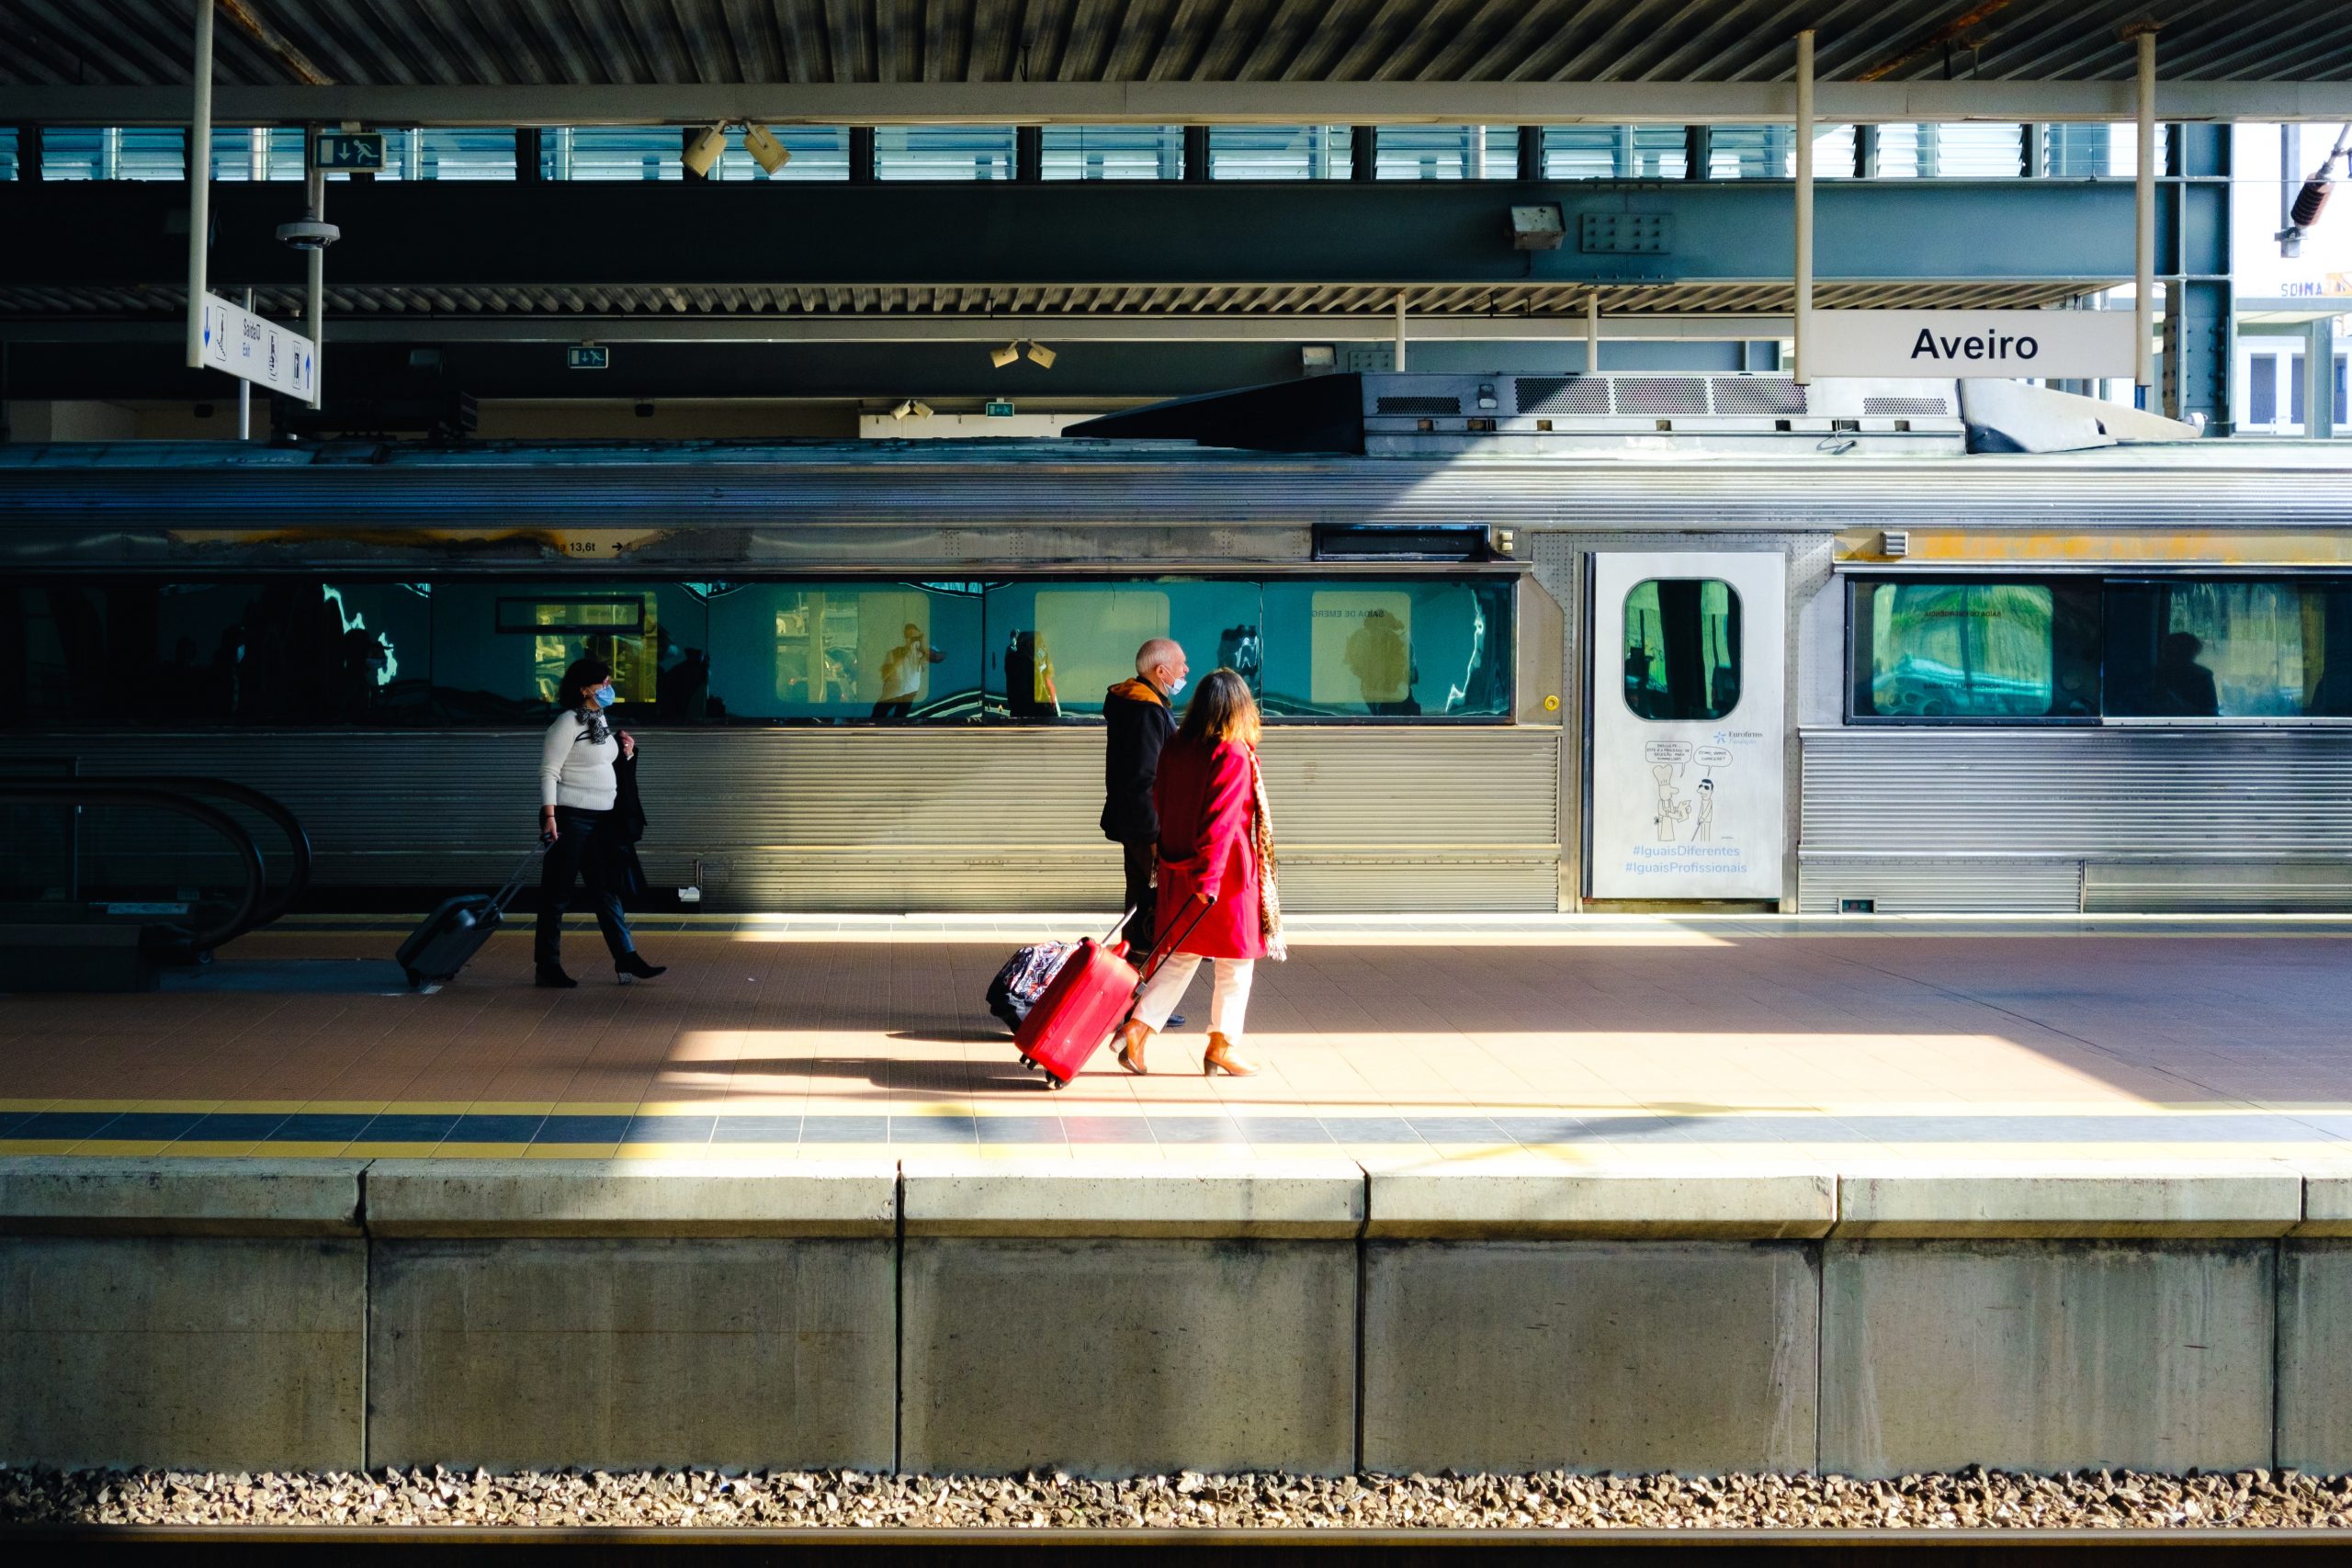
(1864, 395), (1951, 415)
(1710, 377), (1809, 415)
(1514, 376), (1611, 415)
(1613, 377), (1709, 417)
(1375, 396), (1461, 416)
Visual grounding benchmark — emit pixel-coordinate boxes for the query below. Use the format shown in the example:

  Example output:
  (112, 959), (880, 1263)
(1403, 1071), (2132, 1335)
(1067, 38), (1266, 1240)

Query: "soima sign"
(1809, 310), (2135, 379)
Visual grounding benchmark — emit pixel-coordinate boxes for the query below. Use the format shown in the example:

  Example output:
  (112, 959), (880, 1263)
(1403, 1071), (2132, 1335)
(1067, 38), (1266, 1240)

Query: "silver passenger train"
(6, 370), (2350, 916)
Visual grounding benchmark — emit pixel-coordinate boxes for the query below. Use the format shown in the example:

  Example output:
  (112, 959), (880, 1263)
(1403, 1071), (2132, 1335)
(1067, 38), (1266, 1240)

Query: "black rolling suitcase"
(397, 849), (540, 989)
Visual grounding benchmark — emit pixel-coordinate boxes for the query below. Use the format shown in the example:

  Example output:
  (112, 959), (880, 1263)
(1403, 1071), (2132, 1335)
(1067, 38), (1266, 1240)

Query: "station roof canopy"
(6, 1), (2350, 122)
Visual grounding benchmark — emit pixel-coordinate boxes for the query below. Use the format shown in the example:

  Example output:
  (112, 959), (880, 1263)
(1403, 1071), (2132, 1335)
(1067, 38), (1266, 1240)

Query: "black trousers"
(536, 805), (635, 965)
(1119, 838), (1158, 961)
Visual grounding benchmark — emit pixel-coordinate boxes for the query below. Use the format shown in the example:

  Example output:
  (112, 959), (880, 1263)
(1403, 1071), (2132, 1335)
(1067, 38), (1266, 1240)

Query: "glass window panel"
(1544, 126), (1684, 179)
(1259, 578), (1511, 718)
(704, 582), (983, 721)
(431, 581), (709, 720)
(2292, 356), (2308, 426)
(713, 125), (850, 181)
(983, 581), (1265, 719)
(1922, 123), (2024, 177)
(2250, 355), (2278, 425)
(1812, 124), (1857, 177)
(2104, 581), (2352, 719)
(876, 125), (1014, 181)
(1850, 581), (2106, 720)
(1874, 124), (1922, 178)
(41, 127), (186, 180)
(1207, 125), (1351, 180)
(2336, 355), (2348, 424)
(1041, 124), (1182, 179)
(550, 127), (689, 180)
(1374, 125), (1516, 180)
(1623, 579), (1741, 721)
(1709, 126), (1792, 179)
(411, 127), (517, 180)
(0, 127), (16, 181)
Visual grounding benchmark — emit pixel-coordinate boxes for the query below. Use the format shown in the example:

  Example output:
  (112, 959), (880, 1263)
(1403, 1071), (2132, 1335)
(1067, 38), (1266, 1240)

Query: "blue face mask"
(1165, 675), (1186, 697)
(591, 684), (617, 708)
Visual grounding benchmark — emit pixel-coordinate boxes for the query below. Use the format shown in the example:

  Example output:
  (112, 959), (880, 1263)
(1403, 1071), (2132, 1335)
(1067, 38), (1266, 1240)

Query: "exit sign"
(311, 132), (387, 172)
(984, 399), (1014, 417)
(567, 344), (611, 370)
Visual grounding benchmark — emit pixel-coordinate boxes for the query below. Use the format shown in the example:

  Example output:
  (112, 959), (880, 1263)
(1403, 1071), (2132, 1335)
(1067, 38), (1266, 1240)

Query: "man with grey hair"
(1102, 637), (1189, 963)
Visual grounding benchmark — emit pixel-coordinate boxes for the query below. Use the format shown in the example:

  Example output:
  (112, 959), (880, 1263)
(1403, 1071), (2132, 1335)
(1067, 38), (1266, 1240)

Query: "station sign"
(984, 399), (1014, 417)
(197, 292), (316, 400)
(311, 131), (387, 172)
(567, 344), (611, 370)
(1809, 310), (2136, 379)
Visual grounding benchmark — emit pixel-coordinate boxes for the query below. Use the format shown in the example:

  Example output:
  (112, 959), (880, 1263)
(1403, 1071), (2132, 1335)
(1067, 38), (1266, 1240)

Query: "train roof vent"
(1613, 376), (1709, 417)
(1374, 394), (1461, 416)
(1864, 394), (1953, 416)
(1709, 376), (1809, 416)
(1514, 376), (1611, 416)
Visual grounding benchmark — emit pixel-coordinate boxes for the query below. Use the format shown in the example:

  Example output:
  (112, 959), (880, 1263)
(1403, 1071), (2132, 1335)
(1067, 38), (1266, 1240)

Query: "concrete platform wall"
(7, 1157), (2352, 1479)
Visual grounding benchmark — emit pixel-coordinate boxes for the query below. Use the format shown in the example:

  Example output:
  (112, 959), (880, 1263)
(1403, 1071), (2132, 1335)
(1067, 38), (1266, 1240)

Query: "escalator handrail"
(0, 784), (264, 953)
(103, 775), (312, 929)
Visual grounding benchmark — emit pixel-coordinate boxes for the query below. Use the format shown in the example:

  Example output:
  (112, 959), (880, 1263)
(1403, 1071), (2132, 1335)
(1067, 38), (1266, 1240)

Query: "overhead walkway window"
(1, 574), (1515, 728)
(2044, 123), (2173, 177)
(363, 129), (517, 181)
(1544, 126), (1685, 179)
(0, 129), (19, 180)
(1042, 125), (1182, 179)
(1707, 127), (1791, 179)
(207, 128), (307, 180)
(544, 127), (849, 181)
(1873, 124), (2025, 178)
(38, 127), (187, 180)
(1374, 126), (1518, 179)
(1207, 125), (1351, 180)
(876, 125), (1014, 180)
(719, 126), (849, 180)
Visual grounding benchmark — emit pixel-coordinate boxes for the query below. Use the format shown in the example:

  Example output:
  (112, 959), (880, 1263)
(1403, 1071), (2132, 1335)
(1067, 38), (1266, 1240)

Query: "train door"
(1588, 552), (1785, 901)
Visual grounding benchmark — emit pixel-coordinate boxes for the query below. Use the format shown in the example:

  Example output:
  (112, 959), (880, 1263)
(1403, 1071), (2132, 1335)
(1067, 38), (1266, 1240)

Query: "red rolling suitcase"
(1012, 904), (1205, 1089)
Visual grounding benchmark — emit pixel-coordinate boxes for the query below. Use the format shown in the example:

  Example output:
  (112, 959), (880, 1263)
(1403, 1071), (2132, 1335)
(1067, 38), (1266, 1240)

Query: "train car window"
(981, 581), (1264, 719)
(1623, 579), (1741, 722)
(1849, 579), (2098, 722)
(1260, 578), (1512, 719)
(705, 583), (984, 722)
(2103, 580), (2352, 719)
(433, 581), (710, 722)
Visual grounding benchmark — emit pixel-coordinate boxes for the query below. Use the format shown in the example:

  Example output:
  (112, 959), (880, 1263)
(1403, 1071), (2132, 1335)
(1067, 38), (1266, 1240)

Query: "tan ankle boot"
(1203, 1031), (1259, 1077)
(1114, 1018), (1153, 1076)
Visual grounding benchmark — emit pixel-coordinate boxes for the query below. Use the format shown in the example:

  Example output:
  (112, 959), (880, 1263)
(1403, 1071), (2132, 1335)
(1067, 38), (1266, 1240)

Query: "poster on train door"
(1589, 552), (1785, 900)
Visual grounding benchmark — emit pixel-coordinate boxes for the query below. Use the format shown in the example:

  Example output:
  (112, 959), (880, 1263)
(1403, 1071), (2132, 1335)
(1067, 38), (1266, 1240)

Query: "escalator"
(0, 775), (311, 992)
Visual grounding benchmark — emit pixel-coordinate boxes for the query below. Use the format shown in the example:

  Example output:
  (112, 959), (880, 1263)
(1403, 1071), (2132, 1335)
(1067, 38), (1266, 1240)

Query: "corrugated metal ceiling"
(9, 1), (2351, 88)
(0, 278), (2094, 321)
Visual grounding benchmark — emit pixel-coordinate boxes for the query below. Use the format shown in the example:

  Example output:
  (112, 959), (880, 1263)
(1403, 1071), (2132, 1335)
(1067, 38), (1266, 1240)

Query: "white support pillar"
(1394, 292), (1408, 371)
(2134, 27), (2157, 393)
(185, 0), (213, 368)
(238, 287), (253, 438)
(306, 134), (325, 409)
(1586, 293), (1600, 373)
(1792, 28), (1815, 386)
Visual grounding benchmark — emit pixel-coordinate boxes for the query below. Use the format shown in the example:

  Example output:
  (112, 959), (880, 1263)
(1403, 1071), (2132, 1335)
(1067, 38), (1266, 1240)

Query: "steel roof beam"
(6, 80), (2352, 127)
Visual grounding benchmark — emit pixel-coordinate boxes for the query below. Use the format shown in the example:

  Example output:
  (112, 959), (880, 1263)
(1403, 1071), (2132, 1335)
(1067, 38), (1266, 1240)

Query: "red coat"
(1152, 736), (1263, 960)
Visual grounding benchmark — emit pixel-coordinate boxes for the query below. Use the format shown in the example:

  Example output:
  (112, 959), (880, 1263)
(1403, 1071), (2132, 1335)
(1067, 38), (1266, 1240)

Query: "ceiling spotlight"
(1024, 341), (1057, 369)
(990, 341), (1022, 368)
(891, 399), (933, 422)
(683, 123), (729, 177)
(743, 122), (793, 175)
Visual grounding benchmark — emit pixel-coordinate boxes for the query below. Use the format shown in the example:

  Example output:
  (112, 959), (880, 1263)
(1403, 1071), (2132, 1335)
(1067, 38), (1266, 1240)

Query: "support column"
(186, 0), (213, 368)
(515, 128), (543, 183)
(1015, 125), (1042, 184)
(848, 125), (876, 185)
(1517, 126), (1542, 181)
(1183, 125), (1210, 183)
(1351, 127), (1376, 182)
(305, 133), (324, 410)
(2163, 123), (2233, 431)
(1393, 293), (1408, 371)
(1586, 294), (1600, 374)
(2132, 25), (2157, 395)
(2308, 320), (2336, 441)
(1792, 28), (1815, 385)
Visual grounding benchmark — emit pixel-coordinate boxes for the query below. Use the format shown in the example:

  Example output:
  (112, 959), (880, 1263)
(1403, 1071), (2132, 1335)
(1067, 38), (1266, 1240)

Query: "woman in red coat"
(1115, 670), (1282, 1077)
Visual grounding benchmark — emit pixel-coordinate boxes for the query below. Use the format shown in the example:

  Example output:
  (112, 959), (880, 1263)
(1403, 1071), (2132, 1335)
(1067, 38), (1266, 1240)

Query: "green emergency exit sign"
(311, 132), (387, 172)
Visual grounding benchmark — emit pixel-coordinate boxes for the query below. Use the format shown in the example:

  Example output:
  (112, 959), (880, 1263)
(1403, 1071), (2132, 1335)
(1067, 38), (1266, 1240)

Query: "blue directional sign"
(567, 344), (612, 371)
(311, 132), (387, 172)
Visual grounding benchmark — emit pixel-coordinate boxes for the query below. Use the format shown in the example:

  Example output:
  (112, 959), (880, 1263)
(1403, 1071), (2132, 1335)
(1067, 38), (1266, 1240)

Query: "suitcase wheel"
(1043, 1074), (1068, 1091)
(1019, 1055), (1035, 1068)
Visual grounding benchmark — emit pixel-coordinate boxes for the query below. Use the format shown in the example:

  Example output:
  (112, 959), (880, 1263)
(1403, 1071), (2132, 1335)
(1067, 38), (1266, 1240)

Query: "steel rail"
(107, 774), (314, 930)
(0, 784), (263, 953)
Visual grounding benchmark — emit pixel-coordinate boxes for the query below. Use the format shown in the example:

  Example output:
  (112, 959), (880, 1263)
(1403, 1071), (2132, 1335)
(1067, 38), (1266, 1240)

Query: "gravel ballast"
(8, 1466), (2352, 1531)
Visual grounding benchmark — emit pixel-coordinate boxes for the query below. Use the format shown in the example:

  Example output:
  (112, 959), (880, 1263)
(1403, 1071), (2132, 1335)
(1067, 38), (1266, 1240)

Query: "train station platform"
(6, 915), (2352, 1486)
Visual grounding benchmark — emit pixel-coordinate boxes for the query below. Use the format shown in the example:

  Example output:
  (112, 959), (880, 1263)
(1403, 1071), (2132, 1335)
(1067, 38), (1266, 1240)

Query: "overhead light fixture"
(743, 122), (793, 175)
(990, 342), (1022, 368)
(1024, 341), (1057, 369)
(890, 399), (933, 422)
(683, 123), (729, 178)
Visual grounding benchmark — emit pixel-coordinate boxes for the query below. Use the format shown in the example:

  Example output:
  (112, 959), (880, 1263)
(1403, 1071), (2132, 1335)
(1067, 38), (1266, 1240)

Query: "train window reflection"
(1623, 579), (1740, 721)
(706, 583), (983, 721)
(1847, 579), (2099, 723)
(2104, 581), (2352, 719)
(1260, 579), (1510, 718)
(982, 581), (1265, 719)
(434, 581), (709, 720)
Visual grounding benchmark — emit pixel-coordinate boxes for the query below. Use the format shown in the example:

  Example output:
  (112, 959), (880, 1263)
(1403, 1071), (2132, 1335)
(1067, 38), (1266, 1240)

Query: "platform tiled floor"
(5, 914), (2352, 1166)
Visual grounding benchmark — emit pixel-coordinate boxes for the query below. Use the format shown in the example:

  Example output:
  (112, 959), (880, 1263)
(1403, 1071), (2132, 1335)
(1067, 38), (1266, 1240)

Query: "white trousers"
(1133, 953), (1255, 1038)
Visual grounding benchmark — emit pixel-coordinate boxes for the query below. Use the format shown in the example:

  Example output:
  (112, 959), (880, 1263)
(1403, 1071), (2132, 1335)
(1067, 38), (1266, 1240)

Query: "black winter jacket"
(1100, 677), (1176, 844)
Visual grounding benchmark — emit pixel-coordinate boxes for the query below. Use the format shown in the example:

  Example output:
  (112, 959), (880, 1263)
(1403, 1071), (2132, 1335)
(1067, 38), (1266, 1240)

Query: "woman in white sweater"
(536, 657), (664, 987)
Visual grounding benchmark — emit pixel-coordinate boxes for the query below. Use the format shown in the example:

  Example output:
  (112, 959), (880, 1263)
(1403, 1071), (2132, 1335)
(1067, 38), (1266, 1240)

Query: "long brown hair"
(1174, 669), (1261, 750)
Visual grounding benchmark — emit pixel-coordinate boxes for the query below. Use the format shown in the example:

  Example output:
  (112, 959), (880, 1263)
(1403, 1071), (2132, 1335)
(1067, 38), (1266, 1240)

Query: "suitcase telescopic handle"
(1130, 894), (1215, 988)
(491, 844), (547, 914)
